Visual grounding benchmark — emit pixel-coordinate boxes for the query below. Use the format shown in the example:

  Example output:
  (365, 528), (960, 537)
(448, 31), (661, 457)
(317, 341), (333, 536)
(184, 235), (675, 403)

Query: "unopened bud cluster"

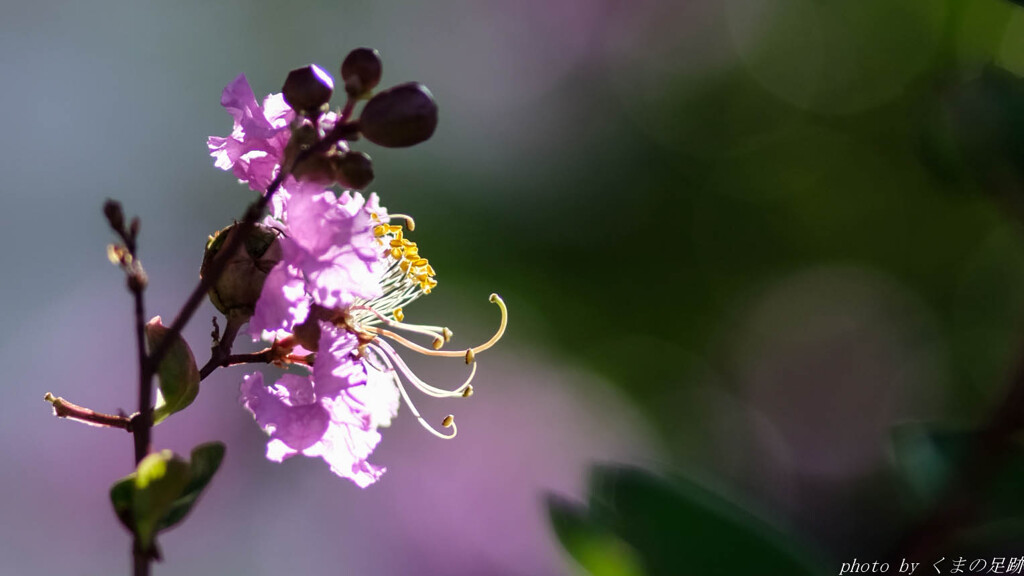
(282, 48), (439, 191)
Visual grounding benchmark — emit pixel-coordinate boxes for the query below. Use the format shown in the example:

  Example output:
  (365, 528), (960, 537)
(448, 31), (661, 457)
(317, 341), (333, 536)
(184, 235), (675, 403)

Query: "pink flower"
(208, 74), (296, 218)
(248, 190), (387, 341)
(239, 326), (399, 488)
(211, 74), (508, 488)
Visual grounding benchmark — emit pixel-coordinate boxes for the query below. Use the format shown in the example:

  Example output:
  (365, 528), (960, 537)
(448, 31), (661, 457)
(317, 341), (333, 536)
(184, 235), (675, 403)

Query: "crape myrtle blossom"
(210, 74), (507, 487)
(208, 74), (292, 218)
(249, 189), (386, 338)
(238, 326), (400, 488)
(207, 74), (341, 219)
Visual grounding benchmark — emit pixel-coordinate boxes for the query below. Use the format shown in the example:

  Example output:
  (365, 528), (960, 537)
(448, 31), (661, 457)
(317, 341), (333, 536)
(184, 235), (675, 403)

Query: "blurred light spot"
(726, 0), (945, 114)
(733, 266), (945, 477)
(998, 12), (1024, 77)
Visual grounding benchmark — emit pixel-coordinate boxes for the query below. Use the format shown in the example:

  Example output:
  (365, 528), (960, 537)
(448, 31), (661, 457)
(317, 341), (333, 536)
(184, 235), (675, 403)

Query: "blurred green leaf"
(109, 476), (134, 532)
(547, 495), (645, 576)
(951, 0), (1015, 69)
(133, 450), (191, 551)
(547, 466), (819, 576)
(145, 316), (200, 424)
(157, 442), (226, 532)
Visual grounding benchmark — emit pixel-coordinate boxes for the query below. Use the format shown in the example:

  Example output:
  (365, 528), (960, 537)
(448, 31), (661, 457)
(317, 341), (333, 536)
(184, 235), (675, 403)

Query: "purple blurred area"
(6, 275), (659, 575)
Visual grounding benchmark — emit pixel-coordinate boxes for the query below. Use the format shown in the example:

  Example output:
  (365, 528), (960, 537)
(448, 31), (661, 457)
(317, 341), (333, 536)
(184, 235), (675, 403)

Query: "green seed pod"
(201, 223), (282, 322)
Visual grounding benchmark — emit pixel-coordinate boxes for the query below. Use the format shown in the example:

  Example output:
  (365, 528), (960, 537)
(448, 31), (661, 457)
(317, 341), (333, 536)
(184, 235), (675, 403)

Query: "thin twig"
(199, 346), (311, 381)
(44, 393), (133, 431)
(131, 281), (150, 465)
(104, 200), (155, 576)
(148, 123), (347, 376)
(199, 315), (245, 380)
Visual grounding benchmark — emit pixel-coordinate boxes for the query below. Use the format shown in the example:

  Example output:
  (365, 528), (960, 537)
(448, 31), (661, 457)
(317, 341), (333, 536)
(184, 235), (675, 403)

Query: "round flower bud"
(201, 223), (282, 321)
(282, 64), (334, 114)
(341, 47), (383, 99)
(333, 150), (374, 190)
(358, 82), (438, 148)
(292, 153), (337, 184)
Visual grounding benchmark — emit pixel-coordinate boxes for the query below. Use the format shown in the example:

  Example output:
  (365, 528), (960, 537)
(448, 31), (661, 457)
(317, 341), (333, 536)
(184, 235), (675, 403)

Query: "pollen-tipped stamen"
(371, 293), (507, 359)
(370, 341), (477, 399)
(371, 348), (457, 440)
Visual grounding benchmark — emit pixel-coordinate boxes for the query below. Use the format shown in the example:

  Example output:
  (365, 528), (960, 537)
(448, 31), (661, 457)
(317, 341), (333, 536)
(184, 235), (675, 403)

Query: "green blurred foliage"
(433, 0), (1024, 565)
(410, 0), (1024, 450)
(548, 466), (821, 576)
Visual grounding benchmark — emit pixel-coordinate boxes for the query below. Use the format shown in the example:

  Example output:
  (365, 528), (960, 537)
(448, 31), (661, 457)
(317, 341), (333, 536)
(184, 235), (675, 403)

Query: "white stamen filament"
(350, 305), (449, 342)
(367, 345), (456, 439)
(386, 213), (416, 231)
(354, 260), (432, 323)
(370, 340), (476, 399)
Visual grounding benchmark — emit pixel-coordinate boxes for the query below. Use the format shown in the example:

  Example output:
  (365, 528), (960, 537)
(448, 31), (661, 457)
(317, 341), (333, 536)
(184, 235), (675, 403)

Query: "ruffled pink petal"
(209, 75), (295, 195)
(240, 372), (331, 453)
(278, 191), (386, 310)
(249, 263), (309, 340)
(313, 324), (368, 400)
(303, 408), (385, 488)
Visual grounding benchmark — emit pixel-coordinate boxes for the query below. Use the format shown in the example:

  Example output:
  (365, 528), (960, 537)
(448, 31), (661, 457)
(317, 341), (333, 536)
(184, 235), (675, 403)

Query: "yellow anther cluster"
(373, 224), (437, 293)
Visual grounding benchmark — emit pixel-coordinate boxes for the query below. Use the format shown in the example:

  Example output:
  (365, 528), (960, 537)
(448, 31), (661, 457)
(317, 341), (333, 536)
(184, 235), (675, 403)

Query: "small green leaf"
(157, 442), (226, 532)
(109, 476), (135, 531)
(133, 450), (190, 551)
(107, 442), (226, 554)
(146, 316), (200, 424)
(547, 495), (646, 576)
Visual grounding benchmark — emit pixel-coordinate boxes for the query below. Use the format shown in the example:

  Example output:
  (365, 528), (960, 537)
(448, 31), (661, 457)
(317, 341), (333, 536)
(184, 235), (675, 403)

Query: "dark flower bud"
(291, 153), (336, 184)
(341, 47), (383, 99)
(333, 151), (374, 190)
(358, 82), (438, 148)
(282, 64), (334, 113)
(129, 217), (140, 240)
(201, 223), (282, 321)
(103, 199), (125, 233)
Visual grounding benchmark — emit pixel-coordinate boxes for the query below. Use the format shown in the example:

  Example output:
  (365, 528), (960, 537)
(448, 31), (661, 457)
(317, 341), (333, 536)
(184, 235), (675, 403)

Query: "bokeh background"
(4, 0), (1024, 574)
